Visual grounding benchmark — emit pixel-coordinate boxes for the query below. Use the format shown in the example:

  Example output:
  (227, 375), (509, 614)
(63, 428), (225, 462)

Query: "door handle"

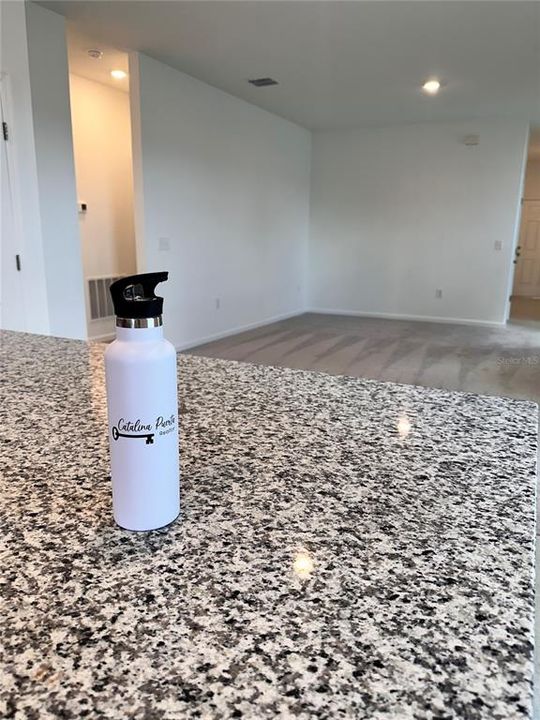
(15, 254), (21, 271)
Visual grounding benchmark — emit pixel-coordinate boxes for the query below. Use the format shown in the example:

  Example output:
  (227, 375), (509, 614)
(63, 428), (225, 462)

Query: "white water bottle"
(104, 272), (180, 531)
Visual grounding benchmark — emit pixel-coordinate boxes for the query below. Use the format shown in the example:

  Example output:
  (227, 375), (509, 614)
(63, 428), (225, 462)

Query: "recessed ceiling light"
(87, 49), (103, 60)
(111, 69), (127, 80)
(248, 77), (278, 87)
(422, 79), (441, 95)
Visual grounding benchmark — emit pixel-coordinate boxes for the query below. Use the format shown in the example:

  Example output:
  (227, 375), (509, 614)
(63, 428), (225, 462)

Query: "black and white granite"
(0, 330), (537, 720)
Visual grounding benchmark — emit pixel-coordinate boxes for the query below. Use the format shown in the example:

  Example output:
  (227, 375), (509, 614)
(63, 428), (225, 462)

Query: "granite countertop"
(0, 330), (537, 720)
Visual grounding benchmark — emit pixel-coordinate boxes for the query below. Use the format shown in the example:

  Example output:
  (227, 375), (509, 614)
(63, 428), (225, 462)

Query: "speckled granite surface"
(0, 330), (537, 720)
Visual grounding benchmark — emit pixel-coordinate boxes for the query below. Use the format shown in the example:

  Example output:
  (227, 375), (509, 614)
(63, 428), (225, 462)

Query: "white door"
(513, 200), (540, 297)
(0, 74), (26, 331)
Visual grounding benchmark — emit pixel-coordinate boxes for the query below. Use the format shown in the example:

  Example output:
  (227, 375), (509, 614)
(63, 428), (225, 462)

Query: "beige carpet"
(186, 312), (540, 405)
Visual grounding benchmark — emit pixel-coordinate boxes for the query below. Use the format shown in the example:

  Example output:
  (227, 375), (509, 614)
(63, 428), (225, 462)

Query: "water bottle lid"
(109, 272), (168, 320)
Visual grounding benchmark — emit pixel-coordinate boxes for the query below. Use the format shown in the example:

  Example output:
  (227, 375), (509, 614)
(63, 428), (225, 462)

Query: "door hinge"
(2, 122), (8, 141)
(15, 254), (21, 271)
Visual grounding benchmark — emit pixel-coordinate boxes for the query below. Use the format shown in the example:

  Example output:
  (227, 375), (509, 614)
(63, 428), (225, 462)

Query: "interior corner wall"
(25, 2), (86, 339)
(309, 118), (529, 326)
(69, 74), (137, 340)
(0, 0), (49, 334)
(130, 53), (311, 350)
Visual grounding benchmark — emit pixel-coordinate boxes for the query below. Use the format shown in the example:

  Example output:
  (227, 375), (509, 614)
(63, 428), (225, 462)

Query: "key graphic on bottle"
(112, 426), (155, 444)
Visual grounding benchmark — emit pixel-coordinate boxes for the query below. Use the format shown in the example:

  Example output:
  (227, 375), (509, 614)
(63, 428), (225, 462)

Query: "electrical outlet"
(158, 237), (170, 252)
(215, 297), (221, 310)
(494, 240), (503, 252)
(435, 289), (443, 299)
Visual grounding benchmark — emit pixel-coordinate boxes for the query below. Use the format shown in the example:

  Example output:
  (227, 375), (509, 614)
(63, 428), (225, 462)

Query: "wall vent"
(248, 77), (278, 87)
(88, 276), (123, 320)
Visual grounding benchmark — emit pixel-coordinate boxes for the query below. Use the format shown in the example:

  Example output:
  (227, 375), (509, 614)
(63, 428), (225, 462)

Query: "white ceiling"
(42, 1), (540, 140)
(67, 30), (129, 93)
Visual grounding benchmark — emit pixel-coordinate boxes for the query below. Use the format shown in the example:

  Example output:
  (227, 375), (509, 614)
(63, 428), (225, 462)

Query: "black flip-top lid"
(109, 272), (168, 319)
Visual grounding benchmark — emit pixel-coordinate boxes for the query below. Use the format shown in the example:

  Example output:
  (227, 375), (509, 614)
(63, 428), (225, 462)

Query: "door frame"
(512, 199), (540, 298)
(0, 71), (27, 331)
(505, 135), (533, 323)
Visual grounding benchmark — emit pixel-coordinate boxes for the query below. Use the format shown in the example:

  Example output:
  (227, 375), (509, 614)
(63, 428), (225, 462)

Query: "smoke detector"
(87, 49), (103, 60)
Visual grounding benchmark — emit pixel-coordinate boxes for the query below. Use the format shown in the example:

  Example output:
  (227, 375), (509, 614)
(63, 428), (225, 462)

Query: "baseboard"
(176, 310), (305, 351)
(89, 332), (115, 342)
(308, 307), (505, 328)
(91, 308), (504, 347)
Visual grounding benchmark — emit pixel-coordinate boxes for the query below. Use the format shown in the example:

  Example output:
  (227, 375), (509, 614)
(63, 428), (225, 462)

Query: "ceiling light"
(422, 79), (441, 95)
(111, 69), (127, 80)
(87, 49), (103, 60)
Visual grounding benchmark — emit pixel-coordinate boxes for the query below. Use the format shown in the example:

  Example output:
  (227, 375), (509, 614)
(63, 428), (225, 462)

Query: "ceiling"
(67, 30), (129, 92)
(42, 1), (540, 137)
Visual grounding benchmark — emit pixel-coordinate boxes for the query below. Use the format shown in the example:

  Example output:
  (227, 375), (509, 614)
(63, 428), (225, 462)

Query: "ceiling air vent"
(248, 77), (278, 87)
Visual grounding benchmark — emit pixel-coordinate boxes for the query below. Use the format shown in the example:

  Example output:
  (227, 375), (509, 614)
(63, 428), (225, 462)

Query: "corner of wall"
(303, 128), (313, 314)
(128, 51), (145, 273)
(25, 1), (87, 339)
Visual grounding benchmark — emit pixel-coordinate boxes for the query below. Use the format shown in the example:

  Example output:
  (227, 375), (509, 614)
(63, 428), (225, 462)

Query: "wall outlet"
(435, 288), (443, 299)
(494, 240), (503, 251)
(215, 297), (221, 310)
(158, 237), (170, 252)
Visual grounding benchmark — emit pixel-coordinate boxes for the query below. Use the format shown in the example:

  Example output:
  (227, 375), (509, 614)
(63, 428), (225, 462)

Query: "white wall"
(0, 0), (49, 334)
(309, 119), (529, 325)
(2, 9), (530, 339)
(25, 3), (86, 339)
(523, 157), (540, 199)
(69, 74), (136, 339)
(130, 53), (311, 349)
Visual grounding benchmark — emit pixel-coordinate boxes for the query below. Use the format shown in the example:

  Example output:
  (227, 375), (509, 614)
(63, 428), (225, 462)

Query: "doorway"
(510, 138), (540, 323)
(67, 32), (137, 340)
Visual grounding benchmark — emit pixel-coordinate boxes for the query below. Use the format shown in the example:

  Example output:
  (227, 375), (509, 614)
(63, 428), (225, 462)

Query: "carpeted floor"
(186, 312), (540, 405)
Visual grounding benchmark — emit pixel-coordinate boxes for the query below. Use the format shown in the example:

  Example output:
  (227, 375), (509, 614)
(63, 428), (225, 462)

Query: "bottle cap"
(109, 272), (168, 320)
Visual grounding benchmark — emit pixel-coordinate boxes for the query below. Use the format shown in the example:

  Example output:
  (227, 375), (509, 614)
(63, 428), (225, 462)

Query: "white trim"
(128, 52), (146, 274)
(504, 126), (530, 322)
(308, 308), (505, 328)
(0, 71), (44, 332)
(176, 310), (304, 351)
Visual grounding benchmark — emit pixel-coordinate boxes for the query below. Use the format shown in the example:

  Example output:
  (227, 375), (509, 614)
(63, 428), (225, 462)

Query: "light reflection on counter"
(293, 549), (314, 579)
(397, 415), (411, 438)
